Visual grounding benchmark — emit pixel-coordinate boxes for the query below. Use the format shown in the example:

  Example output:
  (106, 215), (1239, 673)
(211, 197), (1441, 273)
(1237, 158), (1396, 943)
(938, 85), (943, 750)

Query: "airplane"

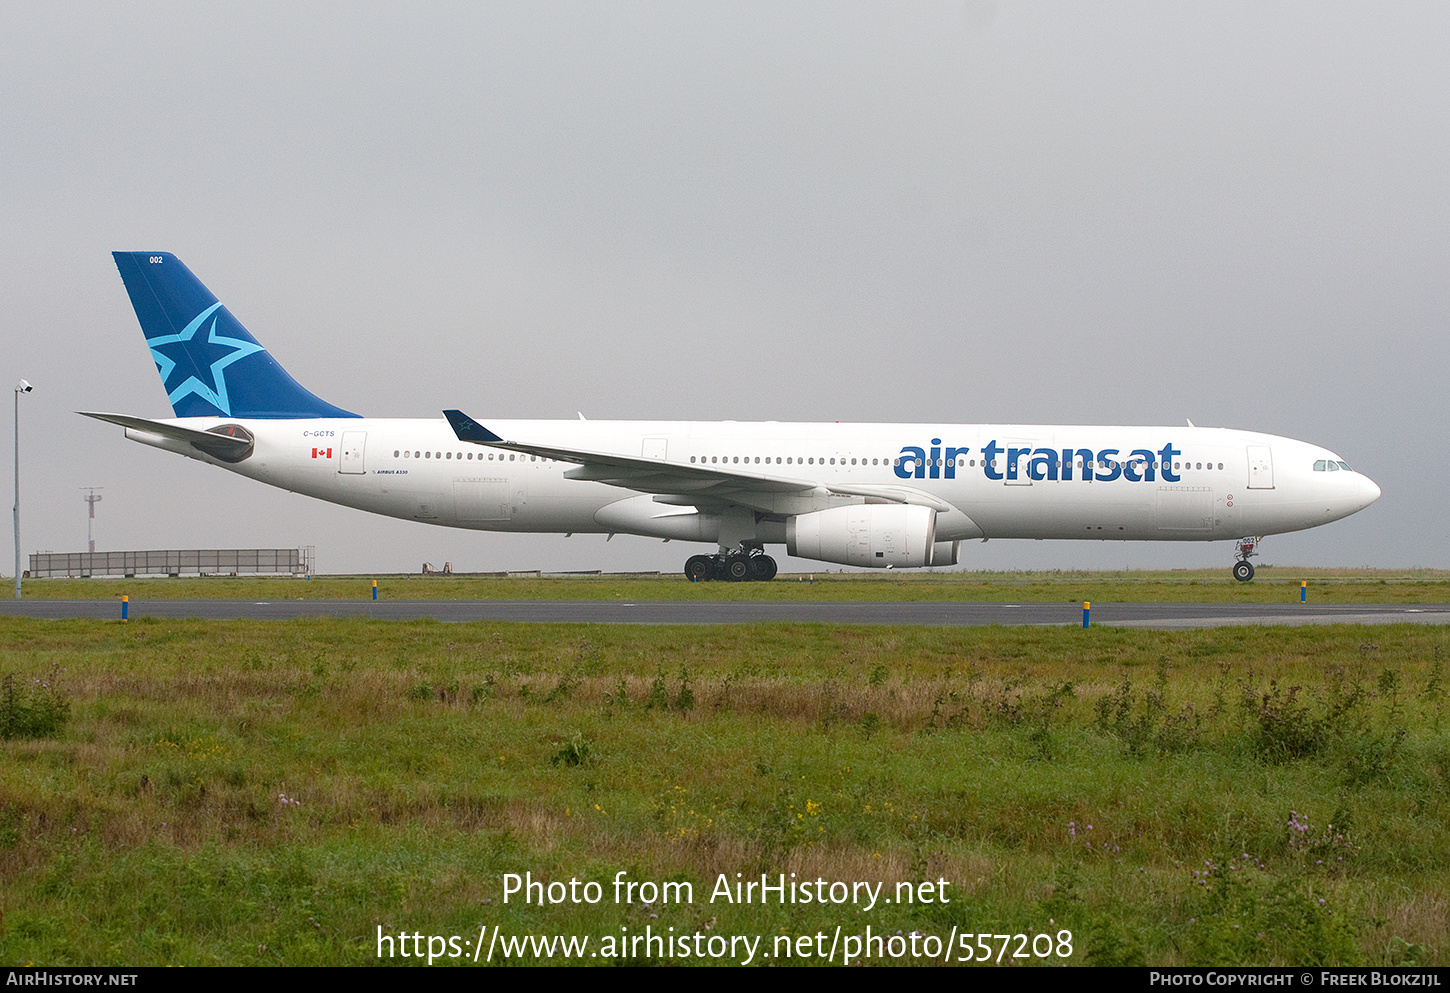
(84, 252), (1380, 583)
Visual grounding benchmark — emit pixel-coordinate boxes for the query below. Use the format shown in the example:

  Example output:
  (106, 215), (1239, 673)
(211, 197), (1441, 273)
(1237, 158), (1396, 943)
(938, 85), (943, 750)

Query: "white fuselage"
(122, 416), (1380, 549)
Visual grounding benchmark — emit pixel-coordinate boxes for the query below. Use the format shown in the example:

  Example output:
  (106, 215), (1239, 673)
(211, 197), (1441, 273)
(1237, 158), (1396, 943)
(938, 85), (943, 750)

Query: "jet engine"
(787, 504), (939, 568)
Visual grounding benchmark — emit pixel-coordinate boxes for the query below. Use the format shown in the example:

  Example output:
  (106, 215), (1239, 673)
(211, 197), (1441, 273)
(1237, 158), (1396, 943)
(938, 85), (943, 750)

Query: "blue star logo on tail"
(147, 303), (265, 416)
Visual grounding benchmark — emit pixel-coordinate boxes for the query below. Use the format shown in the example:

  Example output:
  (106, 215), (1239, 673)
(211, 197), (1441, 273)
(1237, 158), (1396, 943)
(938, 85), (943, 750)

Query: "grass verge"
(1, 617), (1447, 966)
(16, 567), (1450, 604)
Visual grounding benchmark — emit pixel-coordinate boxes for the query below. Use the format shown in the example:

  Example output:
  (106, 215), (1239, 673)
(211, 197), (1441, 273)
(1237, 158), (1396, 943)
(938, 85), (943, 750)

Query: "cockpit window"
(1314, 460), (1326, 471)
(1337, 461), (1352, 471)
(1327, 460), (1339, 471)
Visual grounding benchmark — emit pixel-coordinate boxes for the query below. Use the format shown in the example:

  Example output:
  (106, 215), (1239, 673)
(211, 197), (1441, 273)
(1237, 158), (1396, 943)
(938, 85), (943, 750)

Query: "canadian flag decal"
(311, 447), (333, 459)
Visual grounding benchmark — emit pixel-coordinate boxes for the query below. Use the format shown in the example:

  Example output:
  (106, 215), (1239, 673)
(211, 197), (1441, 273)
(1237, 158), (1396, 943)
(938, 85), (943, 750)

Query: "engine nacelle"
(787, 504), (938, 568)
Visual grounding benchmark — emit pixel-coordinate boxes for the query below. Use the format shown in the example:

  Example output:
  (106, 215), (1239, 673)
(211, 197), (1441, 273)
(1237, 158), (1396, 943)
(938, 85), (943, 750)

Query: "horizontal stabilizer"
(79, 411), (255, 463)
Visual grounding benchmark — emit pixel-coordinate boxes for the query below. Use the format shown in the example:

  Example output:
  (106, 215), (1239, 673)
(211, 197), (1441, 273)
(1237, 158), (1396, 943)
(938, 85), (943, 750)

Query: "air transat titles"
(896, 439), (1184, 483)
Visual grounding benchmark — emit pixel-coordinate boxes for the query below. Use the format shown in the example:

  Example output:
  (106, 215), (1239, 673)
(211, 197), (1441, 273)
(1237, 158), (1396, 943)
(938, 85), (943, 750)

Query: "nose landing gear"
(1232, 537), (1260, 582)
(684, 550), (778, 582)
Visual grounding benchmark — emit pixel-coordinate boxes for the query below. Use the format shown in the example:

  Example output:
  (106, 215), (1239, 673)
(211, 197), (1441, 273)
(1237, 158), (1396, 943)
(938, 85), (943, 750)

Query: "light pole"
(14, 379), (33, 599)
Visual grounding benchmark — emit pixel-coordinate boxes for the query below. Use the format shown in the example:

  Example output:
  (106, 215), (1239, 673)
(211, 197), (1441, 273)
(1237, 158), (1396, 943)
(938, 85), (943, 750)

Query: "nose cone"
(1358, 474), (1382, 510)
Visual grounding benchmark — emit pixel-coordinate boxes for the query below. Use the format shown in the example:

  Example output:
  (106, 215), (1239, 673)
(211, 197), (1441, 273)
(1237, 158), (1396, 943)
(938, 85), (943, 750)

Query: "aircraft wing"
(443, 409), (955, 514)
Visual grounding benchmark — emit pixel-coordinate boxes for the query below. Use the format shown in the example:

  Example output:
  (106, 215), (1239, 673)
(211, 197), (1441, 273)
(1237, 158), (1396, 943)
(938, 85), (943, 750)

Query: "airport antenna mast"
(81, 487), (103, 554)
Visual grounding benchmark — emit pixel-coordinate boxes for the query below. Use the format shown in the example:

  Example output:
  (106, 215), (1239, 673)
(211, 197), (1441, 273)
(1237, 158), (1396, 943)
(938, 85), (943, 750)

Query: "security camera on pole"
(14, 378), (33, 599)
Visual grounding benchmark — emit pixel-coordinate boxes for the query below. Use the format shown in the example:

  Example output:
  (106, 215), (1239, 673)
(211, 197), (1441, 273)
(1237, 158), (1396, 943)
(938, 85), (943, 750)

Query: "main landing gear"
(1232, 537), (1260, 582)
(684, 550), (778, 582)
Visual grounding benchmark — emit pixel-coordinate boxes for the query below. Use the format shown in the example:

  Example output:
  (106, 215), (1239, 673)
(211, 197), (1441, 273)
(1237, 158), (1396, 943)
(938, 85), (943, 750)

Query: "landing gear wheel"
(1232, 561), (1255, 583)
(686, 550), (778, 583)
(685, 555), (714, 582)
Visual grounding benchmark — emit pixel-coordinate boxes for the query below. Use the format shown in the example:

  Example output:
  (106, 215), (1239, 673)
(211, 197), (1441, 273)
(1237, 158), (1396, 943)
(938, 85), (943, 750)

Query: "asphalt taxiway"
(2, 600), (1448, 628)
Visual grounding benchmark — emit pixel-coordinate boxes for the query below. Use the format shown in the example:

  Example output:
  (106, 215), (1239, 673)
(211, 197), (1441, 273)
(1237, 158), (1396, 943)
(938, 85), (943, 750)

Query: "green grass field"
(2, 613), (1447, 966)
(17, 566), (1450, 604)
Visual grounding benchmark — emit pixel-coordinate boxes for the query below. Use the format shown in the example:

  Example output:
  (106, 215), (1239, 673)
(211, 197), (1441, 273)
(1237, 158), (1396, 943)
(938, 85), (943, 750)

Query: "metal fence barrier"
(28, 547), (315, 578)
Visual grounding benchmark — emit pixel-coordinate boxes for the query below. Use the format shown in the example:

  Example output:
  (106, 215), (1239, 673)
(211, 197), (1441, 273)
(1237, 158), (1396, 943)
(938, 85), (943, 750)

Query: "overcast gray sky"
(3, 2), (1443, 576)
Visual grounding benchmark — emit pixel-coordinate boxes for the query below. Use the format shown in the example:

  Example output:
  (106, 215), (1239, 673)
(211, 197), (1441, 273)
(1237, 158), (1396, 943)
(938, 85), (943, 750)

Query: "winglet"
(443, 409), (503, 443)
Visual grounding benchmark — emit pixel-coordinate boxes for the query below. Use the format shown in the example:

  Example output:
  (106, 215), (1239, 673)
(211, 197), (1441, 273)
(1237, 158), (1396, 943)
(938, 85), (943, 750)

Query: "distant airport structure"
(81, 486), (103, 553)
(29, 547), (314, 579)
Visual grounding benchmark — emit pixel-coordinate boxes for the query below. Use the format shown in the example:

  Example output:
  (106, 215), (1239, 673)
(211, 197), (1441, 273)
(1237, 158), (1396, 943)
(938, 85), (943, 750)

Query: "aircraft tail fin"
(112, 252), (359, 419)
